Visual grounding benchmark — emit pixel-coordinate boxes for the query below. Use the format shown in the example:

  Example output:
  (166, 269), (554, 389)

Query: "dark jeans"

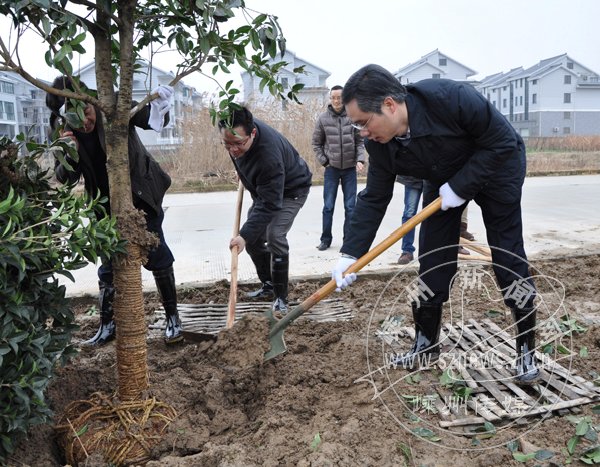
(418, 185), (535, 308)
(321, 166), (357, 246)
(98, 206), (174, 284)
(401, 185), (423, 254)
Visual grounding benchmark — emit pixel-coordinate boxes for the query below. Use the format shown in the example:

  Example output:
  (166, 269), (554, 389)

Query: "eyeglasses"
(221, 135), (251, 150)
(350, 112), (375, 131)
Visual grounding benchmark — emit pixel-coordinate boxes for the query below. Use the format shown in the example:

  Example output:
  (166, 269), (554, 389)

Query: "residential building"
(241, 50), (330, 106)
(394, 49), (477, 84)
(476, 54), (600, 137)
(78, 60), (203, 153)
(0, 71), (51, 144)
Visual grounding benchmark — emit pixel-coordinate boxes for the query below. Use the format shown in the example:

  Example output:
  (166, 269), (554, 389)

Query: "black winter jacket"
(342, 78), (526, 258)
(233, 119), (312, 241)
(311, 105), (366, 169)
(53, 102), (171, 216)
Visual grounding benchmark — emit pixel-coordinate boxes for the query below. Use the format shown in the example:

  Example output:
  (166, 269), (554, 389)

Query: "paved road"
(61, 174), (600, 297)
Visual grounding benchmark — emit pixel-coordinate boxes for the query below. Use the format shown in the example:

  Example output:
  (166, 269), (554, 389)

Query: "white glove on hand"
(439, 182), (466, 211)
(332, 256), (358, 292)
(149, 85), (173, 132)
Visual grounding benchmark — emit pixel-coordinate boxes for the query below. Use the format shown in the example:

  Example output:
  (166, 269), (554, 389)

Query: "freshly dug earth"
(9, 255), (600, 466)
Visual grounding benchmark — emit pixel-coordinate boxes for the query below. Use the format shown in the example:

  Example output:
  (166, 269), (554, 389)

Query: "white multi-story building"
(241, 50), (330, 106)
(477, 54), (600, 137)
(77, 60), (203, 152)
(0, 71), (51, 144)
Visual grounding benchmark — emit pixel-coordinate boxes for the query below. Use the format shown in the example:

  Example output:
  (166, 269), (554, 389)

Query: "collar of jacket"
(327, 104), (346, 117)
(404, 92), (432, 138)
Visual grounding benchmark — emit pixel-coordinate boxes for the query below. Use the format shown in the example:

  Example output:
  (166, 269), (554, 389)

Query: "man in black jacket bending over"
(332, 64), (539, 385)
(46, 75), (182, 347)
(220, 107), (312, 314)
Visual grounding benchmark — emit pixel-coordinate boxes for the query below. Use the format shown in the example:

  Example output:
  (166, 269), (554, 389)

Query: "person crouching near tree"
(45, 75), (183, 346)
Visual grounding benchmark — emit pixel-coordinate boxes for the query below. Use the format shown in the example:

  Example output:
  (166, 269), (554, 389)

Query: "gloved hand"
(149, 85), (173, 132)
(439, 182), (466, 211)
(332, 256), (358, 292)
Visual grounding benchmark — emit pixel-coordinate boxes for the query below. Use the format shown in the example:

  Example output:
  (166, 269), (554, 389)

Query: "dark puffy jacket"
(341, 78), (526, 258)
(53, 101), (171, 216)
(312, 105), (365, 169)
(233, 119), (312, 241)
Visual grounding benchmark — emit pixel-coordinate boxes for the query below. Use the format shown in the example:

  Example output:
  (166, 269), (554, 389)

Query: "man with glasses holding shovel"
(332, 64), (539, 385)
(220, 107), (312, 315)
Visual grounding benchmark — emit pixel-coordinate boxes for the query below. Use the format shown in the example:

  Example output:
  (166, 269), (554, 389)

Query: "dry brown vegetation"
(153, 104), (600, 192)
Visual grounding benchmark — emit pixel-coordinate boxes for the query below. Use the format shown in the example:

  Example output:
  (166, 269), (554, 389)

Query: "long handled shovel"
(264, 197), (443, 361)
(226, 181), (245, 329)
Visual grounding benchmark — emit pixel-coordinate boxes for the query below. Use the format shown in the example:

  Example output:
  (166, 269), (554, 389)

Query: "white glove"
(149, 85), (173, 132)
(439, 182), (466, 211)
(332, 256), (358, 292)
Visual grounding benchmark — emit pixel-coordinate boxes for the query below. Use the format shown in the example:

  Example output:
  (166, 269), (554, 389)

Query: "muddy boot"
(511, 306), (540, 385)
(271, 255), (289, 315)
(153, 266), (183, 344)
(82, 281), (116, 347)
(392, 302), (442, 369)
(460, 221), (475, 241)
(246, 252), (274, 299)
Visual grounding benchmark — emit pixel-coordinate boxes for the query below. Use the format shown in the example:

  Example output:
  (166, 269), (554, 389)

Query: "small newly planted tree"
(1, 0), (302, 464)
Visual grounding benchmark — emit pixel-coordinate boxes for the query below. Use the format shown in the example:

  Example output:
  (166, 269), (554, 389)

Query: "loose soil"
(9, 255), (600, 467)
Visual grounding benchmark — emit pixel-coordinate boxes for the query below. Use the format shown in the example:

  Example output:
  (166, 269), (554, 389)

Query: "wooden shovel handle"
(226, 181), (245, 328)
(269, 197), (442, 337)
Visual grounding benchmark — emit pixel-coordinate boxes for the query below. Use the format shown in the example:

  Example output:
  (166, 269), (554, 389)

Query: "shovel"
(264, 197), (442, 361)
(226, 181), (245, 328)
(181, 182), (244, 343)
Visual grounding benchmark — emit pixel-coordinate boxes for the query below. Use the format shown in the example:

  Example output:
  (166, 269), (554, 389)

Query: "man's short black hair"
(342, 64), (407, 113)
(330, 85), (343, 92)
(218, 106), (255, 135)
(45, 75), (89, 128)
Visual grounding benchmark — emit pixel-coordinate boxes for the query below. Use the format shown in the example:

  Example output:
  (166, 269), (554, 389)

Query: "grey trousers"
(245, 194), (308, 257)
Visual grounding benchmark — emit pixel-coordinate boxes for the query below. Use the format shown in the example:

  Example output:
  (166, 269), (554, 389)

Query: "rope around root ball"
(55, 392), (177, 466)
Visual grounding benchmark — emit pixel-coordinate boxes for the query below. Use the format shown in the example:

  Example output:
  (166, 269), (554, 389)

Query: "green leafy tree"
(0, 0), (301, 463)
(0, 136), (121, 461)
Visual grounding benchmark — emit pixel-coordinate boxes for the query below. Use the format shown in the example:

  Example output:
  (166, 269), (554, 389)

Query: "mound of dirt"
(8, 255), (600, 466)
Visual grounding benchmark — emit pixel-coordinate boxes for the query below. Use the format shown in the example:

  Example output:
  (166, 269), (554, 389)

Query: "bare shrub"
(168, 100), (329, 191)
(526, 136), (600, 152)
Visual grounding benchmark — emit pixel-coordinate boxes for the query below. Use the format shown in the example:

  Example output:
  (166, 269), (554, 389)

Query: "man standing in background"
(312, 85), (366, 251)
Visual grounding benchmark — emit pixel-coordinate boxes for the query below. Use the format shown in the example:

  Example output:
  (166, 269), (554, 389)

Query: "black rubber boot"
(82, 281), (116, 347)
(511, 306), (540, 385)
(246, 252), (274, 299)
(392, 302), (442, 369)
(460, 221), (476, 241)
(153, 266), (183, 344)
(271, 255), (289, 315)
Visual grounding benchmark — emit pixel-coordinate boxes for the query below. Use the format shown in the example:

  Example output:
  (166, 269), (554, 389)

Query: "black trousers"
(418, 184), (535, 308)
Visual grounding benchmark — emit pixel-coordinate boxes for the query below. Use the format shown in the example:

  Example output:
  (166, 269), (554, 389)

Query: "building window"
(531, 79), (537, 85)
(567, 61), (574, 69)
(0, 101), (15, 120)
(520, 96), (523, 105)
(281, 77), (289, 89)
(564, 111), (571, 119)
(564, 93), (571, 103)
(503, 98), (507, 108)
(564, 75), (571, 84)
(532, 93), (537, 104)
(563, 127), (571, 134)
(23, 108), (28, 119)
(0, 81), (15, 94)
(492, 100), (496, 108)
(520, 78), (523, 87)
(432, 73), (441, 79)
(439, 58), (447, 66)
(503, 86), (507, 91)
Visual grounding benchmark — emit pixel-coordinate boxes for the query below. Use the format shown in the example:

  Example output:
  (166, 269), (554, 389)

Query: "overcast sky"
(244, 0), (600, 87)
(4, 0), (599, 94)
